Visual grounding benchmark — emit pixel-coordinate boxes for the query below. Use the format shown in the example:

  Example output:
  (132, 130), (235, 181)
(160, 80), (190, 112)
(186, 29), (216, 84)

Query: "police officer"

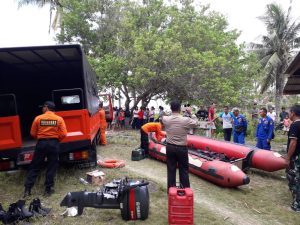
(232, 108), (247, 144)
(256, 107), (274, 150)
(286, 105), (300, 211)
(162, 100), (198, 190)
(24, 101), (67, 197)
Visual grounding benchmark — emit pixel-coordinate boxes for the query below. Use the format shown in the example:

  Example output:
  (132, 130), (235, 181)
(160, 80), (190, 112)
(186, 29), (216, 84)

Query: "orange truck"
(0, 44), (108, 171)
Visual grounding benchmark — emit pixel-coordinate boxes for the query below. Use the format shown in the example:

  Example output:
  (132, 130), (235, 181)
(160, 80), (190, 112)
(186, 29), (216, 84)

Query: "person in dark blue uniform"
(256, 107), (274, 150)
(232, 108), (247, 144)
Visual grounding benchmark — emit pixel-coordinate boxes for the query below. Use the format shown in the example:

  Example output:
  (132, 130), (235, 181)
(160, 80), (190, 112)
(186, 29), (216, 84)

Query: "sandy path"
(125, 162), (267, 225)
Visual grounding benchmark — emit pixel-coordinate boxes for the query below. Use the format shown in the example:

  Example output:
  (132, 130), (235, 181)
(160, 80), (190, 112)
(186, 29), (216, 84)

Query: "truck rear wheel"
(89, 138), (97, 167)
(96, 130), (100, 146)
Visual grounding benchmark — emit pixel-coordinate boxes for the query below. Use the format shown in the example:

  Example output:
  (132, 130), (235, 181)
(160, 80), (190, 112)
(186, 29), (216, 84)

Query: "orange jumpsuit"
(99, 108), (107, 145)
(25, 110), (67, 192)
(30, 111), (67, 141)
(141, 122), (165, 141)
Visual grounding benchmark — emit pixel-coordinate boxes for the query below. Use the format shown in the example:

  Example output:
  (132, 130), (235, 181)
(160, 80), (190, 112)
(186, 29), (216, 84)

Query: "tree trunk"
(118, 88), (121, 107)
(110, 87), (116, 107)
(275, 72), (284, 122)
(121, 84), (131, 110)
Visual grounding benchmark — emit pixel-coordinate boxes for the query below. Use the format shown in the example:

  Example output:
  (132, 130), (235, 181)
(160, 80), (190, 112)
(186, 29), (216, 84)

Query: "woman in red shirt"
(118, 109), (125, 131)
(138, 107), (144, 129)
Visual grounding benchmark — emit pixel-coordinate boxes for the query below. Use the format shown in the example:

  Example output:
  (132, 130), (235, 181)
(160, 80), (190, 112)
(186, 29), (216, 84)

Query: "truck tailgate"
(56, 109), (91, 142)
(0, 116), (22, 150)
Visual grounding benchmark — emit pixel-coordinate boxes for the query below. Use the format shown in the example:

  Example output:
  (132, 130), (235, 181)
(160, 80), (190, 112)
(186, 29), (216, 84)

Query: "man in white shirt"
(149, 106), (155, 122)
(267, 108), (276, 122)
(218, 106), (234, 141)
(131, 107), (139, 129)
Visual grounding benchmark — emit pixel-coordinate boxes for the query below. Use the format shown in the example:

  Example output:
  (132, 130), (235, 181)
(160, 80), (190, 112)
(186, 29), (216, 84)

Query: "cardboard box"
(86, 170), (105, 185)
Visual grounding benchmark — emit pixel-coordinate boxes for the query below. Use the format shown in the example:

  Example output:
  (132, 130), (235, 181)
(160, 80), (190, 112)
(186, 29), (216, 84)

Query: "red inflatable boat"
(148, 134), (250, 187)
(187, 135), (287, 172)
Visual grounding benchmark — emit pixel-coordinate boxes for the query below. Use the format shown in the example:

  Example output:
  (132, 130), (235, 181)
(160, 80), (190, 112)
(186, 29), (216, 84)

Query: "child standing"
(118, 109), (125, 131)
(283, 114), (291, 135)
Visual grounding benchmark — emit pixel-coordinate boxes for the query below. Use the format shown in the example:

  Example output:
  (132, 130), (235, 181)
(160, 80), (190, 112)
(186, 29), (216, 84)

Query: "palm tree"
(251, 2), (300, 119)
(16, 0), (63, 32)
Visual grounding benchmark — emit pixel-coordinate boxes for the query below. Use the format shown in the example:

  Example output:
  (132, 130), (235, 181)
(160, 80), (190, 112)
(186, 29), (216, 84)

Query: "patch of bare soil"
(99, 148), (259, 224)
(125, 161), (265, 225)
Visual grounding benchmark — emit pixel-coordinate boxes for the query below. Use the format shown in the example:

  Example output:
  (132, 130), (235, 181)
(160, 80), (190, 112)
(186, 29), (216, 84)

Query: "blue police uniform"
(233, 114), (247, 144)
(256, 116), (274, 150)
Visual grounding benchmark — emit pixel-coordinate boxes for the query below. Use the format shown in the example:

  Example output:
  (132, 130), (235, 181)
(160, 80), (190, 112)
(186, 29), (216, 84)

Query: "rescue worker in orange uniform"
(24, 101), (67, 197)
(99, 101), (107, 145)
(140, 122), (165, 156)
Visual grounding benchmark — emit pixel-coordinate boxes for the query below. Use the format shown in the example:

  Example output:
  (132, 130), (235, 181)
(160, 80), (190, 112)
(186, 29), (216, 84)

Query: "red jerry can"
(168, 187), (194, 225)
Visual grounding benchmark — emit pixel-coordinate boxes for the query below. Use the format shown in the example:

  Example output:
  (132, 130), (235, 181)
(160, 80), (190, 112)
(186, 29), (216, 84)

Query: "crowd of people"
(191, 103), (291, 151)
(107, 106), (164, 131)
(100, 101), (300, 213)
(107, 103), (292, 151)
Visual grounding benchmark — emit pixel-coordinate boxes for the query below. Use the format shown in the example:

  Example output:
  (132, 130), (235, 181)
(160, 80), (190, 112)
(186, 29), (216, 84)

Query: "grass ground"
(0, 129), (299, 225)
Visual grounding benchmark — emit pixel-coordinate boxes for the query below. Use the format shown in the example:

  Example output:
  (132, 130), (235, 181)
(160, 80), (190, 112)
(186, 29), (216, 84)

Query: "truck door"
(0, 94), (22, 150)
(52, 88), (90, 142)
(99, 94), (113, 122)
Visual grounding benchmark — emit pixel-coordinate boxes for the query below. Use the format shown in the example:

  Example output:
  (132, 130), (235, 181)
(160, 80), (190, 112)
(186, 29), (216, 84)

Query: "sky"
(199, 0), (300, 44)
(0, 0), (56, 47)
(0, 0), (299, 47)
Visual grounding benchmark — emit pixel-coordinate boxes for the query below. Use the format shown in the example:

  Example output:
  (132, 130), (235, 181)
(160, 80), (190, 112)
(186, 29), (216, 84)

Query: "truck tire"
(89, 139), (97, 167)
(96, 130), (100, 146)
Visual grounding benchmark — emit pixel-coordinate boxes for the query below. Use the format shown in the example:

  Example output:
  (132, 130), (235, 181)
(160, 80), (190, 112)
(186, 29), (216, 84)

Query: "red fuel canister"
(168, 187), (194, 225)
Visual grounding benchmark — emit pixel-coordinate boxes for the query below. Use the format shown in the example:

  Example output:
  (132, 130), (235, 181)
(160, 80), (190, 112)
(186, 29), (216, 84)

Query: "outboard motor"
(60, 178), (149, 221)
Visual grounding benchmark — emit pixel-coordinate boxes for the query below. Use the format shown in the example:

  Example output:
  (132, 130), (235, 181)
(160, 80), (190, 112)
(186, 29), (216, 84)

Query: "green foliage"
(52, 0), (262, 107)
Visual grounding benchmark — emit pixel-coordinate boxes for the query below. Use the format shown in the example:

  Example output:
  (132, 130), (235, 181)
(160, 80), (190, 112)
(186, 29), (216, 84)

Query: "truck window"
(61, 95), (80, 104)
(53, 88), (84, 111)
(0, 94), (17, 117)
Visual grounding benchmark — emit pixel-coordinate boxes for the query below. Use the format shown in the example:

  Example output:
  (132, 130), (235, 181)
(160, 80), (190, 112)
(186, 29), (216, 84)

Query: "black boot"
(44, 187), (55, 197)
(5, 203), (20, 224)
(6, 200), (33, 223)
(23, 187), (31, 198)
(0, 203), (7, 224)
(17, 200), (33, 220)
(29, 198), (51, 216)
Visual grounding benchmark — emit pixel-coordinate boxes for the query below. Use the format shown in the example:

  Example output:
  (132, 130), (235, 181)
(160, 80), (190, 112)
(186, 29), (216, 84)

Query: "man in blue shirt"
(232, 108), (247, 144)
(256, 107), (274, 150)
